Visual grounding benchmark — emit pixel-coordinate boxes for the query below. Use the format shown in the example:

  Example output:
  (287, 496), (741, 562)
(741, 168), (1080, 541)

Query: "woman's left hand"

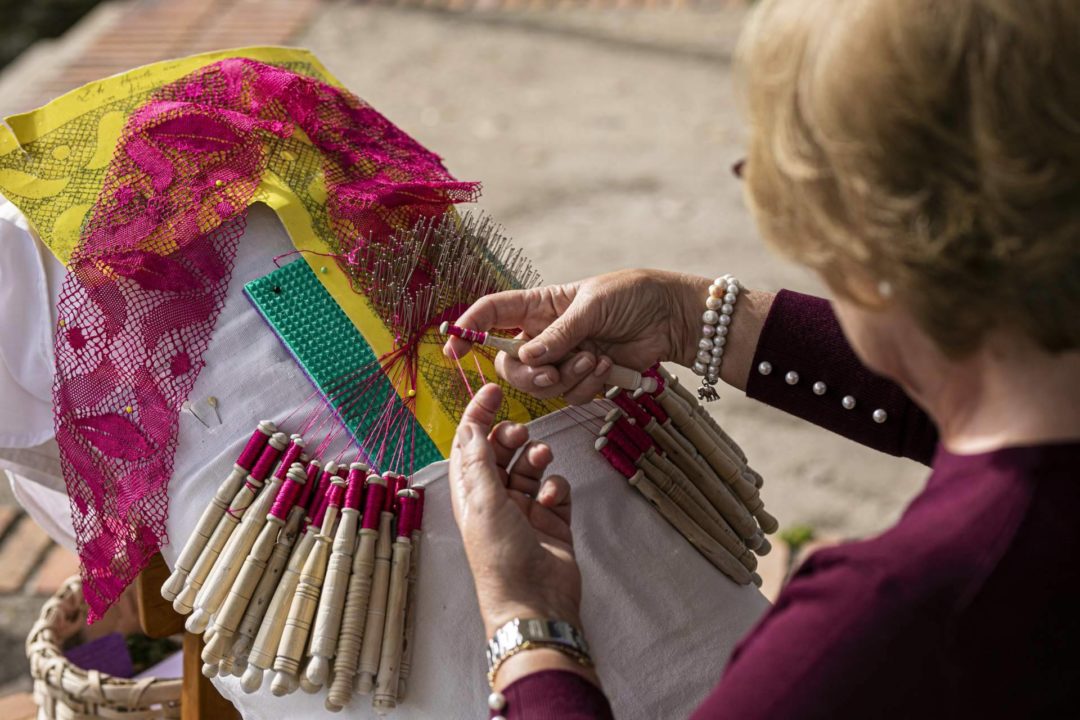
(448, 382), (583, 637)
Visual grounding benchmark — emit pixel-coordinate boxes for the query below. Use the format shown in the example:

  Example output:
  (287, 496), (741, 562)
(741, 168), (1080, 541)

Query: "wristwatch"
(486, 618), (592, 687)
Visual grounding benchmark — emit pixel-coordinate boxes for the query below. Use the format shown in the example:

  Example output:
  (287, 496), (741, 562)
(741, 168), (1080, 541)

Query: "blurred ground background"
(0, 0), (928, 710)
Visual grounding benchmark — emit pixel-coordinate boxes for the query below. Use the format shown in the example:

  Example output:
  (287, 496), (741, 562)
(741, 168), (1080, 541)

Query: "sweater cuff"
(496, 670), (614, 720)
(745, 289), (937, 464)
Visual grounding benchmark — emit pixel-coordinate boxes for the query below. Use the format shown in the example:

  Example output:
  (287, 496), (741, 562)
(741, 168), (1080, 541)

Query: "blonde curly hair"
(736, 0), (1080, 356)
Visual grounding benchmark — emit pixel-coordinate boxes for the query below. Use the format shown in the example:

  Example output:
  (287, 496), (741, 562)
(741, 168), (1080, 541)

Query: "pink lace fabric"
(54, 58), (480, 620)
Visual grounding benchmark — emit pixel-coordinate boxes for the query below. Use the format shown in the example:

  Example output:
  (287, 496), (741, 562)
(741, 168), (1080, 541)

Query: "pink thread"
(54, 57), (480, 620)
(397, 494), (418, 538)
(250, 441), (284, 482)
(637, 393), (669, 424)
(273, 440), (305, 480)
(361, 480), (387, 530)
(448, 346), (474, 399)
(598, 442), (637, 479)
(270, 473), (303, 520)
(443, 323), (486, 344)
(344, 465), (366, 511)
(235, 425), (271, 470)
(605, 426), (643, 462)
(610, 392), (652, 427)
(616, 417), (655, 454)
(298, 460), (322, 511)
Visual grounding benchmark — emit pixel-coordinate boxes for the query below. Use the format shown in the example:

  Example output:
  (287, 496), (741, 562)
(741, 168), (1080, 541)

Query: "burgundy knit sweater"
(491, 290), (1080, 718)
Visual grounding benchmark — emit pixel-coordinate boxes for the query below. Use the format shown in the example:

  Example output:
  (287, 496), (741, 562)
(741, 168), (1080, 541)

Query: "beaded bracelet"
(692, 274), (740, 401)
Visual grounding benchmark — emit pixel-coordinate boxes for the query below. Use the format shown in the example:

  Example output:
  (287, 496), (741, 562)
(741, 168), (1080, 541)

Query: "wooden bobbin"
(326, 475), (387, 712)
(627, 470), (752, 585)
(658, 367), (750, 463)
(442, 322), (658, 394)
(173, 432), (289, 615)
(201, 463), (308, 674)
(162, 420), (276, 602)
(270, 473), (346, 696)
(639, 452), (757, 573)
(355, 476), (398, 697)
(239, 525), (318, 693)
(373, 490), (419, 714)
(230, 458), (323, 673)
(187, 440), (300, 636)
(303, 463), (368, 693)
(397, 487), (425, 703)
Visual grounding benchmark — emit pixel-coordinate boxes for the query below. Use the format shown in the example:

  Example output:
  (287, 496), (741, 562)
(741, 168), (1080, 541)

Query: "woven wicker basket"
(26, 576), (181, 720)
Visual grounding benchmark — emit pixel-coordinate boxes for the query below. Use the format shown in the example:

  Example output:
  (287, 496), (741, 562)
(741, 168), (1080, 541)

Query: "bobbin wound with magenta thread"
(345, 463), (367, 512)
(270, 465), (307, 520)
(272, 437), (306, 482)
(250, 434), (288, 483)
(396, 490), (420, 538)
(301, 460), (325, 516)
(595, 437), (638, 479)
(439, 321), (486, 344)
(236, 421), (276, 470)
(361, 477), (387, 530)
(607, 388), (653, 427)
(602, 424), (644, 463)
(615, 417), (655, 454)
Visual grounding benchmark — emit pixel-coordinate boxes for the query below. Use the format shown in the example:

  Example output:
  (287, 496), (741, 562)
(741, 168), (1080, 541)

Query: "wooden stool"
(135, 553), (241, 720)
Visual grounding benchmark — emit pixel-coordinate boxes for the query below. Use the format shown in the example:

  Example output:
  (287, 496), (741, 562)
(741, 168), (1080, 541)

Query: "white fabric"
(6, 468), (77, 553)
(0, 198), (770, 719)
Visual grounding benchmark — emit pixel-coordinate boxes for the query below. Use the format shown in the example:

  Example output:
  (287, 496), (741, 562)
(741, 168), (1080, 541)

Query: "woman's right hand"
(443, 269), (710, 404)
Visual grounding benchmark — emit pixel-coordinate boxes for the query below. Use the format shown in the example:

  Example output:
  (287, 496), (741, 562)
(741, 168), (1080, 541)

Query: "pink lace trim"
(54, 58), (479, 621)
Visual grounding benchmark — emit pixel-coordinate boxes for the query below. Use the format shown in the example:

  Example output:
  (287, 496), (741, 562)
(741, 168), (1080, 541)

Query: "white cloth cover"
(0, 199), (769, 718)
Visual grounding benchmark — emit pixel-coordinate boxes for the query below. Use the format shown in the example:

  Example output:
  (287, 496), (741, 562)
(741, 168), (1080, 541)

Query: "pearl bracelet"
(692, 274), (739, 401)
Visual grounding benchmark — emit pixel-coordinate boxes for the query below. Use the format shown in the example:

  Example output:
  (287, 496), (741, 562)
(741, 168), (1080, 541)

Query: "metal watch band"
(486, 618), (592, 685)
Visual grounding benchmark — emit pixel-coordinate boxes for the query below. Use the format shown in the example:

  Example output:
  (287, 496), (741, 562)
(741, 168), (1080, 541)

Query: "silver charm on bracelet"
(694, 275), (739, 402)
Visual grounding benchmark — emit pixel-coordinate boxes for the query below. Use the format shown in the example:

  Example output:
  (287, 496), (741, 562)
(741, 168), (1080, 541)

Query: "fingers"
(518, 300), (594, 366)
(489, 421), (530, 467)
(507, 442), (553, 496)
(442, 289), (537, 361)
(449, 384), (505, 507)
(495, 350), (612, 404)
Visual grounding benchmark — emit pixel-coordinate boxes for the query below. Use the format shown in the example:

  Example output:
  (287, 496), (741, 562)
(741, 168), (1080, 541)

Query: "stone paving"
(0, 0), (927, 710)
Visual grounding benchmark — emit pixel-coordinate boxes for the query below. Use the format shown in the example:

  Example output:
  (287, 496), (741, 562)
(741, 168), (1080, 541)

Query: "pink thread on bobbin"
(636, 392), (668, 424)
(605, 426), (644, 462)
(270, 470), (304, 520)
(396, 494), (418, 538)
(597, 440), (637, 479)
(616, 417), (655, 454)
(610, 391), (652, 427)
(236, 426), (271, 470)
(273, 440), (305, 480)
(361, 481), (387, 530)
(250, 441), (284, 482)
(344, 465), (366, 511)
(443, 323), (487, 344)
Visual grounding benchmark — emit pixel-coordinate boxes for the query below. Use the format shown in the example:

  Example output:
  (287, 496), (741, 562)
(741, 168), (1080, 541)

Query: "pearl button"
(488, 691), (507, 711)
(785, 371), (799, 385)
(842, 395), (856, 410)
(813, 381), (826, 395)
(703, 310), (719, 324)
(873, 409), (888, 423)
(758, 361), (772, 375)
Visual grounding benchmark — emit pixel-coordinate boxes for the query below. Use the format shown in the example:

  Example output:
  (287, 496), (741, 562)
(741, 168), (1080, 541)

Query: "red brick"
(0, 517), (54, 594)
(33, 545), (81, 596)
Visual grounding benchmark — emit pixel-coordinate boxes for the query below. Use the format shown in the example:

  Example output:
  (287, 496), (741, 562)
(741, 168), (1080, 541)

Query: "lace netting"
(54, 58), (479, 621)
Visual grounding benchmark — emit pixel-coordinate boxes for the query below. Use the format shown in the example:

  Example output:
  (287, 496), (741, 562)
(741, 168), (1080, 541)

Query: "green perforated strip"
(244, 259), (443, 473)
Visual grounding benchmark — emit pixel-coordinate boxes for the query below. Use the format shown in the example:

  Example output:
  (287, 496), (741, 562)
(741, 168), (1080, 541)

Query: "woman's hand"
(449, 382), (583, 637)
(444, 269), (710, 404)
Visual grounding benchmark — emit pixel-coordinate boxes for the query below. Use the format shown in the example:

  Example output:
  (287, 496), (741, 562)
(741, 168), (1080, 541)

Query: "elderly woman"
(442, 0), (1080, 717)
